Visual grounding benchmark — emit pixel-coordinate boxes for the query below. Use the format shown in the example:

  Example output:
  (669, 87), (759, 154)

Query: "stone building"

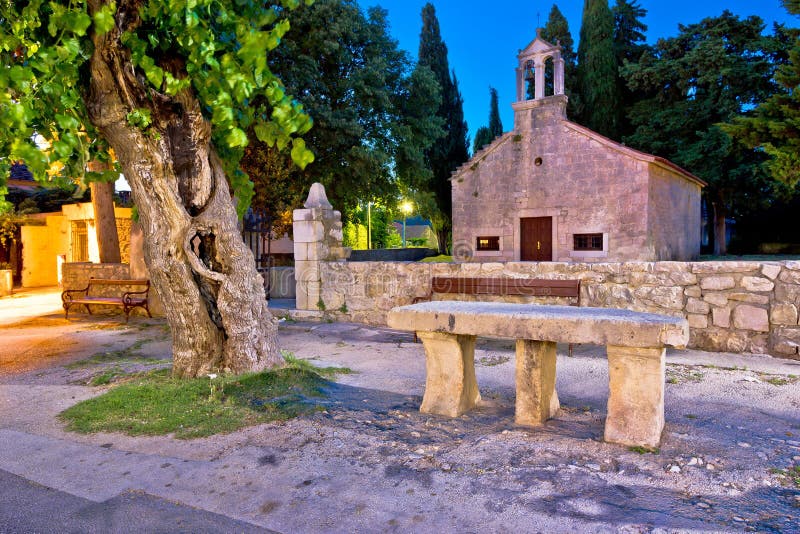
(452, 30), (705, 263)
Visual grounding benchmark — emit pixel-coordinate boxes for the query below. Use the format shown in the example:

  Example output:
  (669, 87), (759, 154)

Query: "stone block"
(712, 307), (731, 328)
(741, 276), (774, 292)
(728, 293), (770, 305)
(686, 297), (710, 315)
(294, 260), (320, 283)
(699, 276), (735, 291)
(702, 292), (728, 307)
(515, 340), (559, 427)
(417, 332), (481, 417)
(684, 286), (701, 298)
(732, 305), (769, 332)
(670, 272), (698, 286)
(293, 220), (325, 243)
(691, 262), (761, 274)
(779, 269), (800, 284)
(770, 303), (798, 326)
(687, 314), (709, 329)
(604, 346), (666, 449)
(761, 264), (782, 280)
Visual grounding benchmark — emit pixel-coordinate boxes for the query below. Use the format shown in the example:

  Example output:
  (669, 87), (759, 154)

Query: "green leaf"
(290, 138), (314, 170)
(92, 2), (117, 35)
(225, 127), (248, 147)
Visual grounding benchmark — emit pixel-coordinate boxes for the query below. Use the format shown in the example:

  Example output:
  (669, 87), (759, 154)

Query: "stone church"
(451, 31), (705, 263)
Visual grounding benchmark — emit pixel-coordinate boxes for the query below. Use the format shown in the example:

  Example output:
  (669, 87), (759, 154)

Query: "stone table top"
(387, 301), (689, 349)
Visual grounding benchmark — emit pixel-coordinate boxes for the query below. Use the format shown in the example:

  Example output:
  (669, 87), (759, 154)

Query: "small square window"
(476, 236), (500, 251)
(574, 233), (603, 251)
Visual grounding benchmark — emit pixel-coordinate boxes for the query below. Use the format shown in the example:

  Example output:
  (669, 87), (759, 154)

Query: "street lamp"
(401, 201), (413, 248)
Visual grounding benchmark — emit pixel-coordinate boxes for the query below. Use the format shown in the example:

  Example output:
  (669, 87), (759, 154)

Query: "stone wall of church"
(647, 162), (703, 261)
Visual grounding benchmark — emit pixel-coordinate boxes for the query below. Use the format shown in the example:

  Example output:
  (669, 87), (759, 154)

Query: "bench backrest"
(86, 279), (149, 295)
(431, 277), (580, 300)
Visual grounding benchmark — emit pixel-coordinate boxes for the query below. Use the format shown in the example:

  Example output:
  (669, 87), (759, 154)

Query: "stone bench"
(387, 301), (689, 448)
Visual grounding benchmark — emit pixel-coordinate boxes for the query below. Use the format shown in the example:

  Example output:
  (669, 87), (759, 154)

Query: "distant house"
(451, 30), (705, 262)
(19, 202), (133, 287)
(392, 215), (439, 249)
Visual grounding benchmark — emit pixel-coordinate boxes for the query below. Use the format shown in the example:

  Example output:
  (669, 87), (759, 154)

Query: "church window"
(476, 236), (500, 251)
(573, 233), (603, 251)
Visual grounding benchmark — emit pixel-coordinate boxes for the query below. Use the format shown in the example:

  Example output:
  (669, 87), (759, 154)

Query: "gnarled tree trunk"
(85, 0), (282, 377)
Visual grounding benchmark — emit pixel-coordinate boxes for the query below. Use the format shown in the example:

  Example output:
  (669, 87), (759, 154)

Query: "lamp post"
(367, 201), (372, 250)
(401, 201), (413, 248)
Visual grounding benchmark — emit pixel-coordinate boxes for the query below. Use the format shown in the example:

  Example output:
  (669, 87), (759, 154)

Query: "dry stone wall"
(316, 260), (800, 359)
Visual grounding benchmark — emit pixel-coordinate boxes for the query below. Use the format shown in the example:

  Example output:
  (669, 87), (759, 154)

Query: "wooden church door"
(520, 217), (552, 261)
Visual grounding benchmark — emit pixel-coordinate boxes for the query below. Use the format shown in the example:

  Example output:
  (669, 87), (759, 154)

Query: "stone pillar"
(515, 340), (560, 426)
(534, 59), (545, 100)
(417, 331), (481, 417)
(516, 67), (525, 102)
(293, 183), (350, 310)
(604, 346), (666, 448)
(554, 57), (565, 96)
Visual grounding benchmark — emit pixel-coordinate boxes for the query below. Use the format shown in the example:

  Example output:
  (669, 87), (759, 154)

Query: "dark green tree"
(418, 2), (469, 253)
(613, 0), (649, 138)
(576, 0), (619, 137)
(473, 87), (503, 152)
(724, 1), (800, 189)
(473, 126), (492, 153)
(623, 12), (788, 254)
(488, 87), (503, 138)
(1, 0), (315, 376)
(242, 0), (443, 220)
(540, 4), (578, 113)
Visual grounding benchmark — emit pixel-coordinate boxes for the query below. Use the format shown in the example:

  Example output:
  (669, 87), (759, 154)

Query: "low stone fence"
(314, 260), (800, 359)
(61, 262), (131, 291)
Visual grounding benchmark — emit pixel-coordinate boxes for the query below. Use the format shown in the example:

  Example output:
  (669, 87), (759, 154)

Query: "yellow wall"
(21, 214), (69, 287)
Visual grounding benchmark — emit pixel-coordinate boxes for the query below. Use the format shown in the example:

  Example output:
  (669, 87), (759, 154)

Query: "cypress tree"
(418, 3), (469, 253)
(473, 87), (504, 152)
(613, 0), (649, 138)
(541, 4), (578, 113)
(576, 0), (619, 138)
(488, 87), (503, 138)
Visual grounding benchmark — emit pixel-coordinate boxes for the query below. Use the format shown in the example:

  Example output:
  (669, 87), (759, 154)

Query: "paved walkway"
(0, 286), (63, 326)
(0, 298), (798, 532)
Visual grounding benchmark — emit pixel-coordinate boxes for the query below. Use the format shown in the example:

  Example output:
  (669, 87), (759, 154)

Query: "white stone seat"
(387, 301), (689, 448)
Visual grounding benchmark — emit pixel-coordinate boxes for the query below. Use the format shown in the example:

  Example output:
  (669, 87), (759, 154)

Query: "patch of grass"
(88, 366), (129, 386)
(477, 355), (510, 367)
(59, 360), (334, 439)
(769, 466), (800, 488)
(338, 303), (348, 313)
(629, 446), (660, 454)
(65, 340), (162, 369)
(316, 299), (326, 311)
(684, 414), (698, 419)
(420, 255), (453, 263)
(281, 351), (353, 378)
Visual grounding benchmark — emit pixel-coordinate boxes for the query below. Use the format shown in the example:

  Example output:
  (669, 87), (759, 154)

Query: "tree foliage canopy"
(241, 0), (443, 219)
(724, 0), (800, 189)
(622, 11), (791, 251)
(1, 0), (315, 215)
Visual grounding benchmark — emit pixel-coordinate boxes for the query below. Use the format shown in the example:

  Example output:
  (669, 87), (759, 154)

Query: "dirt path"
(0, 314), (798, 532)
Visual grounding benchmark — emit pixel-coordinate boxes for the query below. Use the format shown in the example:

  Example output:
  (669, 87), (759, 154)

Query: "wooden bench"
(417, 276), (581, 303)
(387, 301), (689, 448)
(62, 279), (151, 322)
(415, 276), (581, 355)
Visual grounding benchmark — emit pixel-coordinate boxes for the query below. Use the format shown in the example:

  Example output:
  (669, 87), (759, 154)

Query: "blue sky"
(355, 0), (797, 148)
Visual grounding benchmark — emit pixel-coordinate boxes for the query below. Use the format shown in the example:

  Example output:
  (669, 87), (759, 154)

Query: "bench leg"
(604, 346), (665, 448)
(416, 331), (481, 418)
(515, 340), (559, 427)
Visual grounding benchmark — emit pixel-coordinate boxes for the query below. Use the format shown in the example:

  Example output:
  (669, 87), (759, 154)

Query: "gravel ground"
(0, 312), (799, 533)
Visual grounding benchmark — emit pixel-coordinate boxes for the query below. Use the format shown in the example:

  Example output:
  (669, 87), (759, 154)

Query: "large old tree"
(0, 0), (315, 377)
